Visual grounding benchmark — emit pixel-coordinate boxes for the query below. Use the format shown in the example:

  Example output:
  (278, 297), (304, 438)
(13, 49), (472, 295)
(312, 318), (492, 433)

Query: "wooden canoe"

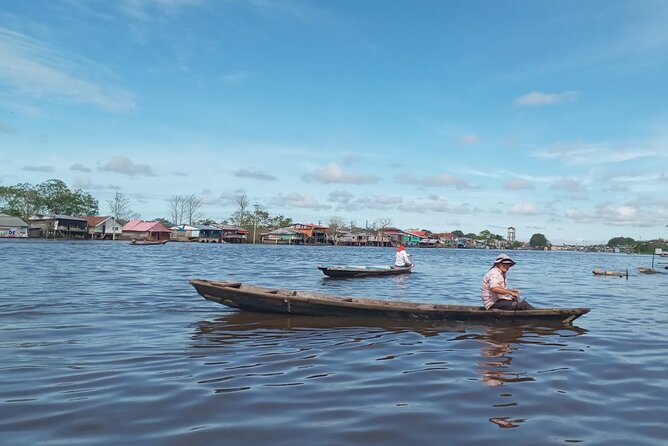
(592, 268), (628, 278)
(130, 239), (168, 245)
(318, 265), (412, 278)
(190, 279), (590, 324)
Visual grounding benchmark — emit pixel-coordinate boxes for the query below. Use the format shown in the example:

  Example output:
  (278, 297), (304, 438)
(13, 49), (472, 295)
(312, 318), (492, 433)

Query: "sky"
(1, 0), (667, 245)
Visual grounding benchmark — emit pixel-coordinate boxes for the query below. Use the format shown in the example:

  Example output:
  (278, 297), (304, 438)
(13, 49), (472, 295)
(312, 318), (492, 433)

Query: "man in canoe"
(394, 243), (413, 268)
(481, 254), (534, 310)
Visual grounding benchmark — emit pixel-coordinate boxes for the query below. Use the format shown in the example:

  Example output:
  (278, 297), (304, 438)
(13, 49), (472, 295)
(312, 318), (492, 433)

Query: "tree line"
(5, 179), (663, 250)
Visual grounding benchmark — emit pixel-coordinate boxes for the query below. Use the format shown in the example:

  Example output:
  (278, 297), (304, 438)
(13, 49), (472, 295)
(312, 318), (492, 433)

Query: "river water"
(1, 240), (666, 445)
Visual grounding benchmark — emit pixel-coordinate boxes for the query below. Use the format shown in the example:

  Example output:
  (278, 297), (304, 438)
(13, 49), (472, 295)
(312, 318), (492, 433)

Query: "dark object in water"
(130, 239), (168, 245)
(592, 268), (628, 279)
(318, 265), (412, 278)
(190, 279), (590, 325)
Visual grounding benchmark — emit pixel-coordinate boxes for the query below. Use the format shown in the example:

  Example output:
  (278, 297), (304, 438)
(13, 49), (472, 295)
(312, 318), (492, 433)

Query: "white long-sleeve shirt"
(395, 250), (412, 267)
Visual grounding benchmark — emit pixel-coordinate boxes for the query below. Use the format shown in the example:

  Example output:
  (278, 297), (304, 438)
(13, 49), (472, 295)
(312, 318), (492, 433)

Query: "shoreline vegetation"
(1, 178), (666, 255)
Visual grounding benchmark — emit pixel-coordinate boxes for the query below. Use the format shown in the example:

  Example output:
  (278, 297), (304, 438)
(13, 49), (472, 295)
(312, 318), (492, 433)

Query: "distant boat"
(638, 267), (657, 274)
(318, 265), (412, 278)
(189, 279), (590, 325)
(592, 268), (628, 278)
(130, 239), (168, 246)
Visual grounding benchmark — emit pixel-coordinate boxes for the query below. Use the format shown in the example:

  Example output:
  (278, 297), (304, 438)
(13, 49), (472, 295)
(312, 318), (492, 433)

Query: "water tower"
(507, 226), (516, 244)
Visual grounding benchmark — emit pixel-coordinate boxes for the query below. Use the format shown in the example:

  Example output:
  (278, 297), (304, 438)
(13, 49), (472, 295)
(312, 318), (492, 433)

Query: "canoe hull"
(131, 240), (168, 245)
(190, 279), (590, 324)
(318, 265), (412, 278)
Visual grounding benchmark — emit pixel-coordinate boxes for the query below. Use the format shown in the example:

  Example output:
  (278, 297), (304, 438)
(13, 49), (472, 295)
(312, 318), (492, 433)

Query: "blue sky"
(1, 0), (667, 244)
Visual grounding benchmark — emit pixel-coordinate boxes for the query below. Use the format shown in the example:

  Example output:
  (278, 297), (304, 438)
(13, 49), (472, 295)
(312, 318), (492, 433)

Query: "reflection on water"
(451, 323), (589, 429)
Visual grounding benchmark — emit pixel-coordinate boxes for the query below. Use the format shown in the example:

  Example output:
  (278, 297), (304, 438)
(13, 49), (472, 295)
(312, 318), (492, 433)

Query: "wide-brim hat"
(494, 253), (516, 266)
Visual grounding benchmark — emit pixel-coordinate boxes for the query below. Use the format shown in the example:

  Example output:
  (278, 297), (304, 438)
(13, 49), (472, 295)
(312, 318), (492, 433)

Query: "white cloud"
(72, 177), (120, 190)
(269, 193), (331, 210)
(119, 0), (204, 20)
(395, 172), (474, 190)
(514, 90), (577, 106)
(504, 179), (534, 190)
(100, 156), (155, 177)
(458, 134), (480, 145)
(550, 178), (587, 193)
(233, 169), (277, 181)
(22, 165), (54, 172)
(70, 163), (92, 173)
(508, 203), (540, 215)
(303, 163), (378, 185)
(0, 28), (135, 112)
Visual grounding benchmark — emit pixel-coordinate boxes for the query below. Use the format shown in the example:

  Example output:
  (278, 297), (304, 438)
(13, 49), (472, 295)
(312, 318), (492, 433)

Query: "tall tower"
(507, 226), (516, 244)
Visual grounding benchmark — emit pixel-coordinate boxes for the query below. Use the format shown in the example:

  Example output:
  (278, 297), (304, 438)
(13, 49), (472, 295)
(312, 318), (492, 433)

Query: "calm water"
(1, 240), (666, 445)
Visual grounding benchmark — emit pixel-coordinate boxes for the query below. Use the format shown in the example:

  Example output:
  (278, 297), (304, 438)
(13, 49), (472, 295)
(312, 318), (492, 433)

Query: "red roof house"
(121, 220), (171, 241)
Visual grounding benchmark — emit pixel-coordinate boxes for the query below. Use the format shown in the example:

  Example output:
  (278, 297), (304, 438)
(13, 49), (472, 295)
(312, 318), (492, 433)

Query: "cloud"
(533, 140), (659, 166)
(221, 70), (256, 85)
(70, 163), (92, 173)
(550, 178), (587, 193)
(504, 179), (534, 190)
(514, 90), (577, 106)
(0, 28), (135, 112)
(0, 120), (15, 134)
(233, 169), (277, 181)
(22, 165), (54, 172)
(100, 156), (155, 177)
(508, 203), (541, 216)
(303, 163), (378, 185)
(327, 190), (354, 203)
(395, 172), (474, 190)
(458, 134), (480, 145)
(119, 0), (204, 20)
(396, 195), (473, 214)
(72, 177), (120, 190)
(219, 189), (247, 206)
(269, 193), (331, 211)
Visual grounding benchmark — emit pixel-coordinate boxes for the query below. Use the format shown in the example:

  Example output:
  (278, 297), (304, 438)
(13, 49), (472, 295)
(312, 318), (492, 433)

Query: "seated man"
(481, 254), (534, 310)
(394, 244), (413, 267)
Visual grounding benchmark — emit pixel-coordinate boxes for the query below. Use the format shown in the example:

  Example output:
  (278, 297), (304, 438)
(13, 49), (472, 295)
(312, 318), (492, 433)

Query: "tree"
(0, 183), (42, 222)
(167, 195), (185, 226)
(451, 230), (464, 237)
(529, 233), (549, 248)
(108, 191), (132, 222)
(230, 193), (251, 227)
(184, 194), (203, 225)
(107, 192), (133, 240)
(37, 179), (98, 216)
(375, 217), (392, 247)
(327, 216), (346, 245)
(607, 236), (635, 247)
(0, 179), (98, 220)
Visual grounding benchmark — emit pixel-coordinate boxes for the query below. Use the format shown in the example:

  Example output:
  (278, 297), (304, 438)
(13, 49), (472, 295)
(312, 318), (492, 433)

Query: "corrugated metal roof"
(0, 214), (29, 227)
(83, 216), (111, 227)
(122, 219), (171, 233)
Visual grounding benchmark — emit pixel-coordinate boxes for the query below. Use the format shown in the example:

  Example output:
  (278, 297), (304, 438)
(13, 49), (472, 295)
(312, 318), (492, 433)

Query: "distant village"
(0, 212), (650, 253)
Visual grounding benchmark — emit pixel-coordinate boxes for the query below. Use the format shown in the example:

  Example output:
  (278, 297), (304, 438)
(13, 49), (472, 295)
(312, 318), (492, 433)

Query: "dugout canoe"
(318, 265), (412, 278)
(130, 239), (168, 245)
(190, 279), (590, 324)
(592, 268), (628, 278)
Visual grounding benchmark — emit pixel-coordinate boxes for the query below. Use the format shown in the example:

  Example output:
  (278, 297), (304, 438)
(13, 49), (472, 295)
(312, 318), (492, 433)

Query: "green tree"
(529, 233), (549, 248)
(0, 183), (42, 222)
(607, 236), (635, 247)
(0, 179), (98, 220)
(451, 230), (464, 237)
(37, 179), (98, 216)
